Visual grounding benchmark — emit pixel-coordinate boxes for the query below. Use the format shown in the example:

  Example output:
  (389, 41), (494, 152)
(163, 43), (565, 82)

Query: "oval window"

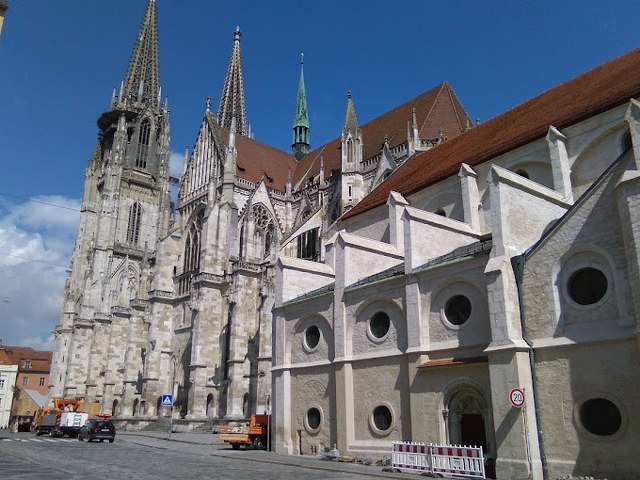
(580, 398), (621, 436)
(305, 325), (320, 350)
(307, 407), (321, 430)
(568, 267), (607, 305)
(370, 312), (390, 339)
(373, 405), (392, 431)
(445, 295), (472, 325)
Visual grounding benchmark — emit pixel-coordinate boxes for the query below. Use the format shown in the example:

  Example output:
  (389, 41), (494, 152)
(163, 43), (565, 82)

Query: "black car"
(78, 419), (116, 443)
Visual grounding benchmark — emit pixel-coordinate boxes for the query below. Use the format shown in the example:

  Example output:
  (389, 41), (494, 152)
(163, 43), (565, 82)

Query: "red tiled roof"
(0, 350), (12, 365)
(233, 131), (298, 192)
(343, 48), (640, 221)
(0, 346), (52, 371)
(293, 82), (472, 186)
(206, 113), (298, 192)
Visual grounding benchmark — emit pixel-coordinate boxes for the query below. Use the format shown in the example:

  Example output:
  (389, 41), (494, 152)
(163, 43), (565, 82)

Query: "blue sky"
(0, 0), (638, 348)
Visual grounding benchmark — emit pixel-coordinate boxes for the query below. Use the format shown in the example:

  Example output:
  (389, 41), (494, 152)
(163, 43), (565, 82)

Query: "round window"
(307, 407), (321, 430)
(568, 267), (607, 305)
(372, 405), (392, 431)
(304, 325), (320, 350)
(445, 295), (472, 325)
(370, 312), (390, 339)
(580, 398), (621, 436)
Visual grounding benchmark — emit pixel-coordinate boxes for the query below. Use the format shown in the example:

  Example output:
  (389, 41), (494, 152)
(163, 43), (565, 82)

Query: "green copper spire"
(292, 53), (310, 161)
(122, 0), (160, 108)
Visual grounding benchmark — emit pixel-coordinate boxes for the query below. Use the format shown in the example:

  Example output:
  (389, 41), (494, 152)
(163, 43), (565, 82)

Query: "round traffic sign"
(510, 388), (525, 408)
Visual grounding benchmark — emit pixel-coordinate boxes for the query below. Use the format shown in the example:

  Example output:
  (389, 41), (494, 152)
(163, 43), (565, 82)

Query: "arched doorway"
(156, 397), (162, 416)
(446, 387), (489, 452)
(206, 394), (214, 418)
(112, 399), (119, 417)
(133, 398), (139, 417)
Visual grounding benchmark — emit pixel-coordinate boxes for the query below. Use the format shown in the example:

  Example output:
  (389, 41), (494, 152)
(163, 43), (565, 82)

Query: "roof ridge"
(419, 82), (447, 134)
(442, 81), (467, 133)
(359, 83), (445, 132)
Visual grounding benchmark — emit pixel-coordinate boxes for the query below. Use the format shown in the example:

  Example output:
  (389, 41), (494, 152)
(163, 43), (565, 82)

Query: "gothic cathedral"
(50, 0), (471, 422)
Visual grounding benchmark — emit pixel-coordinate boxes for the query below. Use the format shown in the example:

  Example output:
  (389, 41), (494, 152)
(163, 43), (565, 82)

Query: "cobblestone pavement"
(122, 432), (424, 480)
(0, 431), (435, 480)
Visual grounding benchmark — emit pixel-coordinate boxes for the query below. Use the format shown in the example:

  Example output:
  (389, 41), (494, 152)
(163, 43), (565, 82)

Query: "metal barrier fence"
(392, 442), (485, 478)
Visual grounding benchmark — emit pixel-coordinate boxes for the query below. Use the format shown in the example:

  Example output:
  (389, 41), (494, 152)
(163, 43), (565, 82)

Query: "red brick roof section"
(293, 82), (473, 187)
(0, 349), (12, 365)
(343, 48), (640, 221)
(0, 346), (52, 372)
(207, 114), (298, 193)
(233, 131), (298, 193)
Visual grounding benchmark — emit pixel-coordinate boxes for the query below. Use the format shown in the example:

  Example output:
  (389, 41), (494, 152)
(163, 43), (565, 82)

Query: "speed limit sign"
(510, 388), (525, 408)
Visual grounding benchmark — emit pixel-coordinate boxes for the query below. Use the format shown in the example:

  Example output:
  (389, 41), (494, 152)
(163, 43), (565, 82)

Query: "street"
(0, 431), (425, 480)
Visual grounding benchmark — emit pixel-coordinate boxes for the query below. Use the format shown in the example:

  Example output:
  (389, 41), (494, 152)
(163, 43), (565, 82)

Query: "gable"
(293, 82), (472, 187)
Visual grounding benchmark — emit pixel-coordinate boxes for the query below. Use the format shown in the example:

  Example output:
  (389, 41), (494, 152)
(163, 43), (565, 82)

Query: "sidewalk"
(118, 431), (439, 480)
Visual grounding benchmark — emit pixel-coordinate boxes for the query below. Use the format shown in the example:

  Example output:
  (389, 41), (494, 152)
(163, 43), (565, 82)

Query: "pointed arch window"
(126, 202), (143, 246)
(347, 137), (354, 166)
(252, 204), (276, 259)
(297, 227), (319, 261)
(184, 209), (204, 275)
(135, 119), (151, 169)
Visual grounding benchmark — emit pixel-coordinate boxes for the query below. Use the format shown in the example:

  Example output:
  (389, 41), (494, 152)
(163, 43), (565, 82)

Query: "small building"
(0, 346), (52, 430)
(0, 350), (18, 428)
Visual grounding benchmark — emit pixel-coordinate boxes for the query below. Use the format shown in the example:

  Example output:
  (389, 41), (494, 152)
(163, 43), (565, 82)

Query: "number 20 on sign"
(510, 388), (525, 408)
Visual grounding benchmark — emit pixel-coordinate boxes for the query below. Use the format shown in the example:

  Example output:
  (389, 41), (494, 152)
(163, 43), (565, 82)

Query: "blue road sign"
(161, 394), (173, 407)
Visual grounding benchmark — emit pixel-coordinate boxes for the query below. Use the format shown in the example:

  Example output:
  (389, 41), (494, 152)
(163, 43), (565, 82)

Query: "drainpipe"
(511, 255), (548, 480)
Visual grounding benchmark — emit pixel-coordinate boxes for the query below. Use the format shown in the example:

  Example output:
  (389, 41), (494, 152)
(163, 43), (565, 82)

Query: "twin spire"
(122, 0), (160, 108)
(218, 26), (248, 136)
(119, 4), (309, 158)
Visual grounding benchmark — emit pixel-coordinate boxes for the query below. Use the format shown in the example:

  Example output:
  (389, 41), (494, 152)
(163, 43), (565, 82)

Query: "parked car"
(78, 419), (116, 443)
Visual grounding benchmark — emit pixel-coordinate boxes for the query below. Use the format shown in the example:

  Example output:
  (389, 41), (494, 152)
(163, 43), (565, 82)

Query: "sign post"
(509, 388), (525, 408)
(161, 394), (173, 440)
(510, 388), (532, 478)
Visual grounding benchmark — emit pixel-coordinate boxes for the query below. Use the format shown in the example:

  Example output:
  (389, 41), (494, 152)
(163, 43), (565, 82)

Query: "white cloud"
(0, 196), (80, 350)
(169, 151), (185, 178)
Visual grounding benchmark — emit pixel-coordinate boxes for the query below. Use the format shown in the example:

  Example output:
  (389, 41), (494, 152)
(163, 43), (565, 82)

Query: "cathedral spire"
(218, 26), (247, 136)
(292, 53), (310, 161)
(344, 89), (358, 135)
(122, 0), (160, 108)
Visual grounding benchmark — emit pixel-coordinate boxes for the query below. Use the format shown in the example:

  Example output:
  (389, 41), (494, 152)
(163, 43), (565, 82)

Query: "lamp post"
(267, 393), (271, 452)
(260, 391), (271, 452)
(168, 356), (177, 441)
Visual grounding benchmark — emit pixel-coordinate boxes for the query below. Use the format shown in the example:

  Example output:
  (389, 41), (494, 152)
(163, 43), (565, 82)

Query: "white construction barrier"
(392, 442), (485, 478)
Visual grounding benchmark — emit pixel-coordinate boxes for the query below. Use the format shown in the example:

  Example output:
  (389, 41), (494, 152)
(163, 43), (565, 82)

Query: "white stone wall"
(274, 100), (640, 479)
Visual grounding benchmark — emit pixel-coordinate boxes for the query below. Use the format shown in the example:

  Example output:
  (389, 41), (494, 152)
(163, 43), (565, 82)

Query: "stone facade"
(50, 1), (471, 428)
(273, 51), (640, 480)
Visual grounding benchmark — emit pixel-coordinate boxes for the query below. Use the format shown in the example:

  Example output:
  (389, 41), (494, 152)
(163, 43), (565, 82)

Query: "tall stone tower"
(50, 0), (171, 415)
